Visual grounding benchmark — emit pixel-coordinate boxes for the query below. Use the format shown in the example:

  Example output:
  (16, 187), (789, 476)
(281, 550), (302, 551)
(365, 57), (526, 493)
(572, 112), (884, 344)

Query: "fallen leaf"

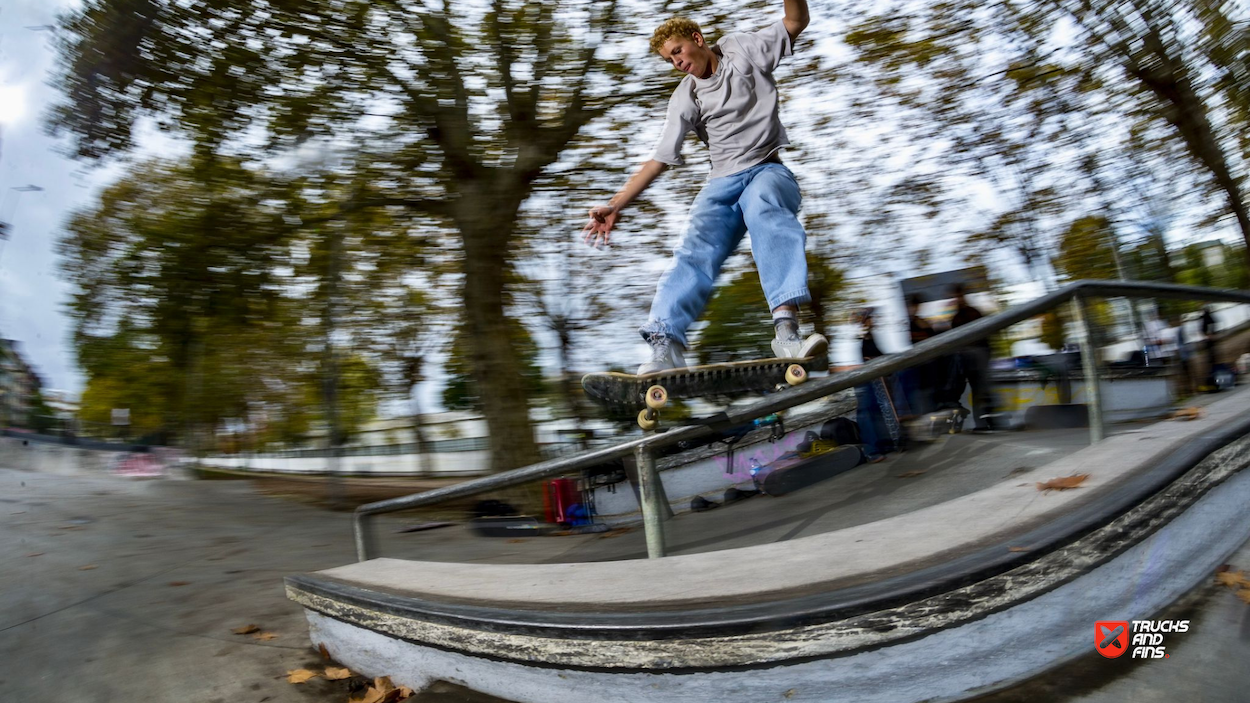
(897, 471), (926, 478)
(374, 676), (396, 693)
(1036, 474), (1089, 492)
(1236, 588), (1250, 605)
(1008, 547), (1029, 553)
(351, 688), (386, 703)
(252, 632), (278, 641)
(318, 643), (331, 660)
(784, 690), (797, 699)
(1171, 406), (1203, 421)
(1216, 571), (1246, 588)
(286, 669), (318, 684)
(232, 624), (260, 635)
(398, 687), (414, 698)
(168, 581), (190, 587)
(78, 565), (97, 571)
(25, 552), (43, 557)
(324, 666), (351, 680)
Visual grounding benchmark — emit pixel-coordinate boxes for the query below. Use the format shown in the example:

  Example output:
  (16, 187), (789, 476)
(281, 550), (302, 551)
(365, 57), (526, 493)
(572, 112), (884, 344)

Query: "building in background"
(0, 338), (43, 428)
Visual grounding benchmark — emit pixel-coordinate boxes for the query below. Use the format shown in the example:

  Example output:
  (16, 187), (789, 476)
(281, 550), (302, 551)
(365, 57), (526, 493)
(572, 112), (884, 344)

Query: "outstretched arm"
(784, 0), (810, 42)
(582, 160), (668, 247)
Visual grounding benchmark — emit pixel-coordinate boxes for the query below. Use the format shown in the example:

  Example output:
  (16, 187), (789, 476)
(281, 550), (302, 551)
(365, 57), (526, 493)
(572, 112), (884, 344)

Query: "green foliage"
(57, 158), (393, 449)
(695, 269), (773, 365)
(696, 254), (845, 365)
(1056, 216), (1120, 281)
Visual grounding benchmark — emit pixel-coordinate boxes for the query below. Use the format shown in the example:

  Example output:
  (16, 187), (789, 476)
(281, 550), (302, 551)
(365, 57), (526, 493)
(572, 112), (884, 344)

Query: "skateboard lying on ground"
(907, 406), (970, 442)
(753, 445), (863, 496)
(582, 355), (826, 429)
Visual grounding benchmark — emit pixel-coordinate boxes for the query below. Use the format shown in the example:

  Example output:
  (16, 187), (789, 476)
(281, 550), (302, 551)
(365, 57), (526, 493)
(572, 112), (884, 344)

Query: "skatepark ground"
(3, 385), (1249, 702)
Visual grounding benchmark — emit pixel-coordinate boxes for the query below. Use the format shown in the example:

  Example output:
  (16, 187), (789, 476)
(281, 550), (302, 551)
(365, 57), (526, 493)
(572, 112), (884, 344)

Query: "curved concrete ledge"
(287, 392), (1250, 697)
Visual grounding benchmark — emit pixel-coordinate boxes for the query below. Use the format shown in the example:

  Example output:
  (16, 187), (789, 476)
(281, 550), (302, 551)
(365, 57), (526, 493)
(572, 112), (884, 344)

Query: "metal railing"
(353, 280), (1250, 561)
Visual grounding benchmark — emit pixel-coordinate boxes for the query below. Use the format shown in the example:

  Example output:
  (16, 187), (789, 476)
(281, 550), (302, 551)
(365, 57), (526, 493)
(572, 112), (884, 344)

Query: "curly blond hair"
(650, 18), (703, 54)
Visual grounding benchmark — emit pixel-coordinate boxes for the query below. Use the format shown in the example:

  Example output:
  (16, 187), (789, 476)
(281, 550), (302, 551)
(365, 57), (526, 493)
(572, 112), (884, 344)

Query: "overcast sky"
(0, 0), (114, 398)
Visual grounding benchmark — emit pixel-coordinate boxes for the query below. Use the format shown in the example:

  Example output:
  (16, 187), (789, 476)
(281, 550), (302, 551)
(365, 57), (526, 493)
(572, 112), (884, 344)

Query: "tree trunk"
(1126, 27), (1250, 268)
(453, 178), (542, 474)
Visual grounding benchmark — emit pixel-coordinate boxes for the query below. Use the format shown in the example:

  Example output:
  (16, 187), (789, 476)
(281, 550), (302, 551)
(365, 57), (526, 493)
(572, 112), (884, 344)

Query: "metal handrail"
(353, 279), (1250, 560)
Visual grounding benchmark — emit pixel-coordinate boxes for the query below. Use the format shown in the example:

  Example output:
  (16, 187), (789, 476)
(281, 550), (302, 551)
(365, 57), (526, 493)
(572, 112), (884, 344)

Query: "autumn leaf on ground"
(252, 632), (278, 641)
(1171, 406), (1203, 421)
(78, 565), (97, 570)
(323, 666), (351, 680)
(318, 643), (331, 660)
(897, 471), (926, 478)
(349, 676), (406, 703)
(1236, 589), (1250, 606)
(1036, 474), (1089, 492)
(168, 581), (190, 587)
(1216, 571), (1247, 588)
(286, 669), (318, 684)
(232, 624), (260, 635)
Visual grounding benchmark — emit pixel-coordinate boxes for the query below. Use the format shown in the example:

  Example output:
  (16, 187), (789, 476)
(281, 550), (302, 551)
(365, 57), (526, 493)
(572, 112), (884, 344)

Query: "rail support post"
(1072, 295), (1105, 443)
(635, 445), (668, 558)
(354, 512), (377, 562)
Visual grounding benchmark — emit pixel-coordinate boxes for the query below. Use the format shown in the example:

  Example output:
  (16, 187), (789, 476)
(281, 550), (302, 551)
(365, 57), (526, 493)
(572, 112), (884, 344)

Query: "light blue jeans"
(640, 161), (811, 346)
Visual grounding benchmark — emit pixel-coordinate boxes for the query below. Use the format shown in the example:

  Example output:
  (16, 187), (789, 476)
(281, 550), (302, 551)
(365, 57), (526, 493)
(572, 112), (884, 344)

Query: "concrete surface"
(0, 468), (381, 702)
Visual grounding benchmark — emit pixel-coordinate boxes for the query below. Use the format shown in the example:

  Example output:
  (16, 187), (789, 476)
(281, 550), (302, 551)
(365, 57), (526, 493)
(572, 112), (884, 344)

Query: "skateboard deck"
(581, 355), (826, 411)
(907, 407), (970, 441)
(754, 445), (863, 496)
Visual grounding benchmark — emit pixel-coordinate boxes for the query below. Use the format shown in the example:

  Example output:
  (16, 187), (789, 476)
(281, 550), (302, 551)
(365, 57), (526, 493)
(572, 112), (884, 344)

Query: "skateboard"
(753, 445), (864, 496)
(582, 355), (826, 429)
(907, 406), (970, 441)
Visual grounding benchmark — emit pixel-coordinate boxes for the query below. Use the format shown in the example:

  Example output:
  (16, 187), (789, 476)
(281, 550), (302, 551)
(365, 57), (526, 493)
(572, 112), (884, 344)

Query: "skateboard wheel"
(638, 408), (659, 431)
(645, 385), (668, 410)
(785, 364), (807, 386)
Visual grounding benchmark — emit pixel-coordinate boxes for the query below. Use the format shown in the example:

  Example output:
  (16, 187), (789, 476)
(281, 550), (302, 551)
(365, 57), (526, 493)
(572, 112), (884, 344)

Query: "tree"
(843, 0), (1250, 275)
(1055, 215), (1120, 281)
(48, 0), (856, 470)
(57, 158), (388, 449)
(48, 0), (675, 471)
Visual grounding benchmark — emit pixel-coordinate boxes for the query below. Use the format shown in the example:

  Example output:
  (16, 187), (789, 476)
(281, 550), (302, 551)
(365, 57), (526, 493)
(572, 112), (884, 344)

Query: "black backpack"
(820, 417), (861, 446)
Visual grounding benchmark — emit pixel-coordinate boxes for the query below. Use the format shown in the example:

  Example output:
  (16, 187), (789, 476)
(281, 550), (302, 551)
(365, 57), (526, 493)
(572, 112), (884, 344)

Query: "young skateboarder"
(582, 1), (828, 374)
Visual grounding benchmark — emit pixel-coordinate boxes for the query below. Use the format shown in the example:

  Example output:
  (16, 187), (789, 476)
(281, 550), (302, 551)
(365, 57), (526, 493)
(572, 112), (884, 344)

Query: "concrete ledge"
(290, 433), (1250, 700)
(292, 391), (1247, 614)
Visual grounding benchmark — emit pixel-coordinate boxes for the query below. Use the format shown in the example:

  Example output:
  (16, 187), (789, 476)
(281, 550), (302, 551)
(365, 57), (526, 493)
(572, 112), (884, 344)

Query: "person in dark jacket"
(897, 293), (936, 416)
(946, 283), (995, 432)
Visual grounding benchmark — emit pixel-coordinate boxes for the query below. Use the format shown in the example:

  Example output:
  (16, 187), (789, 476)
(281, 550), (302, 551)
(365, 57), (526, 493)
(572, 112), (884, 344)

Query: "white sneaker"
(637, 333), (687, 375)
(772, 332), (828, 360)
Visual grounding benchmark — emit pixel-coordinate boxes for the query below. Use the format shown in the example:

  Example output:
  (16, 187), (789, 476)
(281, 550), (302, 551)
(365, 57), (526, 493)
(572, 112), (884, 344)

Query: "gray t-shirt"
(651, 20), (794, 179)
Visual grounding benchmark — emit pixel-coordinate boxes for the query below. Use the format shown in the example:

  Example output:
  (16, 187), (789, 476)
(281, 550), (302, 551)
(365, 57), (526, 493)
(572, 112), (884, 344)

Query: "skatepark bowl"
(281, 280), (1250, 703)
